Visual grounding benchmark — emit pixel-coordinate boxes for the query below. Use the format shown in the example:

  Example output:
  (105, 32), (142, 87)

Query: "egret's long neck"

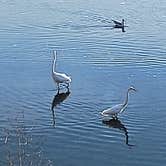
(52, 51), (57, 73)
(123, 89), (130, 107)
(52, 58), (56, 73)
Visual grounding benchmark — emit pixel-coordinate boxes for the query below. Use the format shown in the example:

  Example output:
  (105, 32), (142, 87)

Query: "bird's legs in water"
(56, 83), (70, 93)
(51, 106), (56, 127)
(112, 115), (118, 120)
(65, 83), (70, 91)
(57, 83), (60, 93)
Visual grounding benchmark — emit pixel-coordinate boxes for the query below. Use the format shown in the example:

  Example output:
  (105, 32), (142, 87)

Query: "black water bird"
(112, 19), (127, 32)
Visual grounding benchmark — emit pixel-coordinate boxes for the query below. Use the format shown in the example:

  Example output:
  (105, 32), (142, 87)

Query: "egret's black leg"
(57, 83), (60, 93)
(113, 114), (118, 120)
(66, 83), (70, 91)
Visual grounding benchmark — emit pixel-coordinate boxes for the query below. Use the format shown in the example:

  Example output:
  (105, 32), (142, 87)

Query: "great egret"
(52, 50), (71, 92)
(101, 86), (136, 118)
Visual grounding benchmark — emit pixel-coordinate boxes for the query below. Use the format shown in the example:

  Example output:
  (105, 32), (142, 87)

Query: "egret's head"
(67, 76), (72, 83)
(53, 50), (57, 60)
(128, 86), (137, 92)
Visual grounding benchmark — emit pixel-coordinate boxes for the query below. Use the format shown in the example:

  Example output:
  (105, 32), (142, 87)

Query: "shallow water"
(0, 0), (166, 165)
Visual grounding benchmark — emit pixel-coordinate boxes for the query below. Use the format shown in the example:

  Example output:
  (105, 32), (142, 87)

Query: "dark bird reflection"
(51, 90), (71, 126)
(112, 24), (126, 32)
(102, 118), (134, 147)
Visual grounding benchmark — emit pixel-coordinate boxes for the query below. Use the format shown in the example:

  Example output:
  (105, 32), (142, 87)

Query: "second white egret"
(101, 86), (136, 118)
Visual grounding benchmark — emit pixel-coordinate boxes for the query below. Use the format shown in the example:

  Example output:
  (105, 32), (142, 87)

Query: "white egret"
(101, 86), (136, 118)
(52, 50), (71, 92)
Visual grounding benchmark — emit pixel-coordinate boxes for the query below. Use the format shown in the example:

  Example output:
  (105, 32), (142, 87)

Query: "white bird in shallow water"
(52, 50), (71, 92)
(101, 87), (136, 118)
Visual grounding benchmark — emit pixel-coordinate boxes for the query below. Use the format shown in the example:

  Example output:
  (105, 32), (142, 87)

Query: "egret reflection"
(51, 90), (71, 126)
(102, 118), (134, 146)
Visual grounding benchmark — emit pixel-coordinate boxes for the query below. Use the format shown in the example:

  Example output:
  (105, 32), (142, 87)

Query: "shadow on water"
(102, 118), (134, 147)
(51, 90), (71, 126)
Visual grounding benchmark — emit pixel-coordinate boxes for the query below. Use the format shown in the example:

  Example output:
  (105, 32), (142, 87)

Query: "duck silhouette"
(102, 118), (134, 146)
(112, 19), (127, 32)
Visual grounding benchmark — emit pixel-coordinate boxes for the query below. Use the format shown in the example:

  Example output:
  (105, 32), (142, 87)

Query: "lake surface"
(0, 0), (166, 165)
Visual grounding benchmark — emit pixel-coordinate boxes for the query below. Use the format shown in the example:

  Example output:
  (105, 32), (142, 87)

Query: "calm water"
(0, 0), (166, 165)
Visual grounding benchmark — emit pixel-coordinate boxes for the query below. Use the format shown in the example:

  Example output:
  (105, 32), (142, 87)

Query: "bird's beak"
(130, 87), (137, 92)
(133, 88), (137, 92)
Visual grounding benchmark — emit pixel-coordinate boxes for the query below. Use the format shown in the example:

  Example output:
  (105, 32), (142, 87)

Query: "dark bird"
(112, 19), (127, 32)
(112, 19), (125, 28)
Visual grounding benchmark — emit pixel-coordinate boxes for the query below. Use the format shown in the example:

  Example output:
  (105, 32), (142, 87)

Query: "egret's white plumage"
(101, 87), (136, 118)
(52, 50), (71, 91)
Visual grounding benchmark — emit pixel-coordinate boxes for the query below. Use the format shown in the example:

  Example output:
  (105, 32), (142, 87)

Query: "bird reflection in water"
(51, 90), (71, 126)
(102, 118), (134, 147)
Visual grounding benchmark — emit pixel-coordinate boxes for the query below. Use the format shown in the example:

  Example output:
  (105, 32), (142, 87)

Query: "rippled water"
(0, 0), (166, 165)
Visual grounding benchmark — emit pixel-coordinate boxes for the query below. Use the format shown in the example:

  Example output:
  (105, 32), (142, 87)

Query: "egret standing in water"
(101, 87), (136, 118)
(52, 50), (71, 92)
